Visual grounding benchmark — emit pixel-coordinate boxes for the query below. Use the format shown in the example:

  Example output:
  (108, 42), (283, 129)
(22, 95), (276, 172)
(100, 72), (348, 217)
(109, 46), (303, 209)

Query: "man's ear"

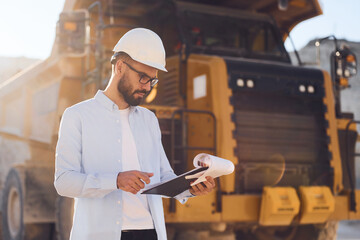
(114, 60), (123, 75)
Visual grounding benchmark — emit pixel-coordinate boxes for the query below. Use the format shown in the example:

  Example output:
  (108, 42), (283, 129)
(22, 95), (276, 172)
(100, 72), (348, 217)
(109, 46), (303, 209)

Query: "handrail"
(170, 109), (217, 169)
(345, 120), (360, 212)
(169, 109), (218, 213)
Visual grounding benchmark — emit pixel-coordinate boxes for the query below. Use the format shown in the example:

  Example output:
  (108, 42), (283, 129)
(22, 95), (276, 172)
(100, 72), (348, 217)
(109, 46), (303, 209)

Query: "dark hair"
(110, 52), (132, 65)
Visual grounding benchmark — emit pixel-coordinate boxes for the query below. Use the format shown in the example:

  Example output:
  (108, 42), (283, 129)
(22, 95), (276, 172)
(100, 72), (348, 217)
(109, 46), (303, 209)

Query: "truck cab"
(0, 1), (359, 240)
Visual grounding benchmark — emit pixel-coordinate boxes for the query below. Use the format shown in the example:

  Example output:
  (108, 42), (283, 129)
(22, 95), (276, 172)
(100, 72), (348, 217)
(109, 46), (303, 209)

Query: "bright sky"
(284, 0), (360, 51)
(0, 0), (359, 60)
(0, 0), (65, 59)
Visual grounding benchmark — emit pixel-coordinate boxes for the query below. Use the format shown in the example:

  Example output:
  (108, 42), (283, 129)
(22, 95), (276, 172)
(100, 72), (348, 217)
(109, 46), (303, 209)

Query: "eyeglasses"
(122, 61), (159, 87)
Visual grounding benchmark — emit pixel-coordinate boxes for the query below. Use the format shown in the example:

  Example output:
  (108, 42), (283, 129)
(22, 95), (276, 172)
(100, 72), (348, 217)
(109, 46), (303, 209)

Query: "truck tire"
(2, 168), (25, 240)
(55, 196), (74, 240)
(0, 212), (3, 239)
(1, 168), (54, 240)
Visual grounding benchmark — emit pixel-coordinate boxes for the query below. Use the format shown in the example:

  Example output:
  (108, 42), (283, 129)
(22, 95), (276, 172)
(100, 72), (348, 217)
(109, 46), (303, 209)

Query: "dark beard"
(117, 74), (148, 106)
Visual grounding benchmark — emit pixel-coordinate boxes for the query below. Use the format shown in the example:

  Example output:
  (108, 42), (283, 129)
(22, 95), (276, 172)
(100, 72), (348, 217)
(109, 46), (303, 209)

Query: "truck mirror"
(56, 10), (89, 56)
(333, 46), (357, 79)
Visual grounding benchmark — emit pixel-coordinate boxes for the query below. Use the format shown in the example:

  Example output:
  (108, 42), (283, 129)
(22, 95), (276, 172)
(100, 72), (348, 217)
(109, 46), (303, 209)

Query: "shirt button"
(116, 221), (120, 225)
(117, 201), (121, 204)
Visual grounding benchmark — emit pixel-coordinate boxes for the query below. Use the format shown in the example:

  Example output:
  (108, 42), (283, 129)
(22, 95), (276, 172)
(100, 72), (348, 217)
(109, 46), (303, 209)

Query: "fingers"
(133, 176), (145, 189)
(191, 183), (207, 195)
(195, 182), (206, 192)
(135, 171), (153, 184)
(124, 185), (139, 195)
(205, 176), (215, 187)
(201, 181), (212, 190)
(190, 177), (216, 196)
(130, 178), (142, 192)
(117, 171), (154, 194)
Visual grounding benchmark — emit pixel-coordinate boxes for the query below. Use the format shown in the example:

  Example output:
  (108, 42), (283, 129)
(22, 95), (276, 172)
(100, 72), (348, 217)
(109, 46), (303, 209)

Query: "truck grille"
(155, 57), (183, 106)
(226, 58), (333, 193)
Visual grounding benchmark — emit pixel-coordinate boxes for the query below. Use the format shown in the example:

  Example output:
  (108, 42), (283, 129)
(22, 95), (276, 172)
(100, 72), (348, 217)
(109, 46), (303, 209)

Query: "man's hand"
(189, 176), (216, 196)
(117, 171), (154, 194)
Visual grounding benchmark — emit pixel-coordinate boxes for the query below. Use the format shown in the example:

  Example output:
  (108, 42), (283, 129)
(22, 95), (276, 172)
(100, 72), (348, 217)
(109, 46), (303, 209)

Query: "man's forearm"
(54, 169), (118, 198)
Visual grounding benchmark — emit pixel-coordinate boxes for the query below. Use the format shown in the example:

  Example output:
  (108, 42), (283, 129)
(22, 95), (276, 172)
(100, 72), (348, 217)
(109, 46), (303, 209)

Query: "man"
(54, 28), (215, 240)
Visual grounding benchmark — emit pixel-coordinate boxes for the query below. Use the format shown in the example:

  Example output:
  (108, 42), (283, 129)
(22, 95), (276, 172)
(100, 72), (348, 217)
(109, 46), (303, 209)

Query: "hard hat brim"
(134, 58), (167, 72)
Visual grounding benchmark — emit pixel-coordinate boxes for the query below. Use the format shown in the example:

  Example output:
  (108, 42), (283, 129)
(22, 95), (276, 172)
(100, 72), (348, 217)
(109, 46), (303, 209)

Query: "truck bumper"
(222, 189), (360, 223)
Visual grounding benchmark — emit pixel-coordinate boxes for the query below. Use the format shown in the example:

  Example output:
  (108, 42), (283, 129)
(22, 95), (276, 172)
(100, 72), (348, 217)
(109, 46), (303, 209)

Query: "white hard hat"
(113, 28), (167, 72)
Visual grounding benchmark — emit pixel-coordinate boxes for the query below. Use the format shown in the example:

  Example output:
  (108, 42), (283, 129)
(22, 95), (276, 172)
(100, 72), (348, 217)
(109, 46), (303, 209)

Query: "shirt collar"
(94, 90), (137, 113)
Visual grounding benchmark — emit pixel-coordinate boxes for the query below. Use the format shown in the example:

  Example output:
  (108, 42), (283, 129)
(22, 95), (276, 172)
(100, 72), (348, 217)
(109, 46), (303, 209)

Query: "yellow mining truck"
(0, 0), (359, 239)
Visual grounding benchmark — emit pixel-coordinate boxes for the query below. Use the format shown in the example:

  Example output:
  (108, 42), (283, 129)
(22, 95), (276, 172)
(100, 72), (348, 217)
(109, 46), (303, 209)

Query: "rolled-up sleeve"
(54, 107), (118, 198)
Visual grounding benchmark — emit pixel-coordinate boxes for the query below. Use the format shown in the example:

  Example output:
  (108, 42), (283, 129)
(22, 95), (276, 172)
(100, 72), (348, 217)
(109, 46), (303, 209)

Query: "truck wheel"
(55, 196), (74, 240)
(0, 212), (3, 238)
(1, 168), (54, 240)
(1, 168), (25, 240)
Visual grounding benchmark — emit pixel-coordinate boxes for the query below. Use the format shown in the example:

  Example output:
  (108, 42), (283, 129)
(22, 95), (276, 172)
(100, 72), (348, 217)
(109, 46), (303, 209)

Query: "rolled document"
(185, 153), (235, 186)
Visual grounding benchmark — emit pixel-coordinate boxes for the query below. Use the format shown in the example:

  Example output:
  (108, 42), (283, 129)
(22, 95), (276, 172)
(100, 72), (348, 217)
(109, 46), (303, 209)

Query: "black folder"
(141, 167), (208, 198)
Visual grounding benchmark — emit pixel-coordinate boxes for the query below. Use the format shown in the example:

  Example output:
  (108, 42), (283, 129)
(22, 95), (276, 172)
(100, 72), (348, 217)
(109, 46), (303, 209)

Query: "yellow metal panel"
(298, 186), (335, 224)
(207, 56), (237, 193)
(164, 192), (221, 223)
(322, 71), (343, 194)
(165, 191), (360, 224)
(222, 195), (260, 222)
(64, 22), (77, 31)
(259, 187), (300, 226)
(329, 190), (360, 221)
(337, 118), (357, 131)
(163, 54), (237, 223)
(329, 195), (349, 220)
(187, 54), (237, 193)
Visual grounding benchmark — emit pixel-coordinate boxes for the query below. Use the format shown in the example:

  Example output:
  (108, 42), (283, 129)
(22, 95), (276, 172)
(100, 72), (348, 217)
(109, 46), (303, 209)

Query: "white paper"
(185, 153), (235, 186)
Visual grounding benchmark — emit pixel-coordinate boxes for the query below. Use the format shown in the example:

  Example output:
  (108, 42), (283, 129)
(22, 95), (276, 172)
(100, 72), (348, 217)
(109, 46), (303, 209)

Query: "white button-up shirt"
(54, 90), (190, 240)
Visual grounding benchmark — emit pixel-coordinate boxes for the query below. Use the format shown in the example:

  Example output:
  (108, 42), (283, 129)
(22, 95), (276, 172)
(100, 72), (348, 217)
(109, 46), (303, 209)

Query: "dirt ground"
(337, 220), (360, 240)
